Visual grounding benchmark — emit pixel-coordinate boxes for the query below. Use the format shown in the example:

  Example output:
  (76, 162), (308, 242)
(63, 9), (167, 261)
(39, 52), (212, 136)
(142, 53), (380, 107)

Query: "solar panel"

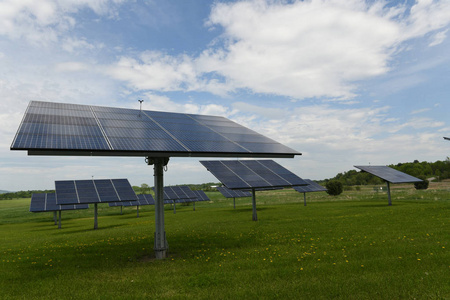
(55, 178), (138, 205)
(137, 194), (155, 205)
(11, 101), (300, 158)
(30, 193), (89, 212)
(354, 166), (422, 184)
(192, 190), (210, 201)
(293, 179), (327, 193)
(217, 186), (252, 198)
(153, 186), (197, 201)
(200, 160), (307, 189)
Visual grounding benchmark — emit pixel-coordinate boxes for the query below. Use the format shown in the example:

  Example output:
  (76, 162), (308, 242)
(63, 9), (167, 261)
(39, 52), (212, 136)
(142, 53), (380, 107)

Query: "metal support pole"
(137, 205), (140, 218)
(94, 203), (98, 229)
(303, 193), (307, 206)
(53, 211), (57, 225)
(252, 188), (257, 221)
(173, 201), (176, 214)
(149, 157), (169, 259)
(193, 202), (195, 211)
(387, 181), (392, 206)
(233, 197), (236, 209)
(58, 211), (61, 229)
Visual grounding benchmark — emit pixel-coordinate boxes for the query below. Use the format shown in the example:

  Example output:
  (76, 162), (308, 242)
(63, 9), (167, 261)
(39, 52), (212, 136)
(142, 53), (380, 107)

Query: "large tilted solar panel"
(11, 101), (300, 158)
(217, 186), (252, 198)
(292, 179), (327, 193)
(193, 190), (210, 201)
(354, 166), (423, 184)
(30, 193), (89, 212)
(200, 160), (308, 189)
(55, 179), (138, 205)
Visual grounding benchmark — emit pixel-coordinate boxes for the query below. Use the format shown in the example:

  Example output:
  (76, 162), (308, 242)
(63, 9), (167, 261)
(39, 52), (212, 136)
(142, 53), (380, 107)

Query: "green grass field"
(1, 182), (449, 299)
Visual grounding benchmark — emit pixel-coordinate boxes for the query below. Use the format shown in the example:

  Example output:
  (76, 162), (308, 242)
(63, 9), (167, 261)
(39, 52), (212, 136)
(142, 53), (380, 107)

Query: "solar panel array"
(55, 179), (138, 205)
(30, 193), (89, 212)
(11, 101), (300, 158)
(292, 179), (327, 193)
(217, 186), (252, 198)
(200, 160), (307, 189)
(354, 166), (423, 184)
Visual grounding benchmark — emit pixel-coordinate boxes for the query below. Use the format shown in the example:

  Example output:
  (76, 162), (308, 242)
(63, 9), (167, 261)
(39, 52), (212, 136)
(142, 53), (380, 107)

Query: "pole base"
(154, 249), (167, 259)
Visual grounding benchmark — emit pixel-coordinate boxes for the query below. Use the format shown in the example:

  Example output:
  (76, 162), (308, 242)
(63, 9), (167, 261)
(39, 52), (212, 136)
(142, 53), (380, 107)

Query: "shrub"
(414, 176), (429, 190)
(326, 181), (343, 196)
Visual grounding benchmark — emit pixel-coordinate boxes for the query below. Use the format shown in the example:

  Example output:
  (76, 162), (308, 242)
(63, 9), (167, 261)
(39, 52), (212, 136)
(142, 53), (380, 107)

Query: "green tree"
(326, 181), (343, 196)
(414, 176), (429, 190)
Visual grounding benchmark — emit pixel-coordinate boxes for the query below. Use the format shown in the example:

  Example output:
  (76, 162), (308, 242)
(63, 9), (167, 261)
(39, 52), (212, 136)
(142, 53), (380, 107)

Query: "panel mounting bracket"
(146, 157), (169, 166)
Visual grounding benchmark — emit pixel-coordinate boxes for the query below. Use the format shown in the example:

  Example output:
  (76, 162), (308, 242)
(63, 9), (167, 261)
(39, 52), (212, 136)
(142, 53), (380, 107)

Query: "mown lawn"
(0, 182), (449, 299)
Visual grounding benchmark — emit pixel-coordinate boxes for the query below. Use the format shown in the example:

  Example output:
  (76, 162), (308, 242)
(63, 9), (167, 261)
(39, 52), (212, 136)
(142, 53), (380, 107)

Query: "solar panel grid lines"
(193, 190), (210, 201)
(89, 107), (114, 151)
(138, 110), (191, 152)
(55, 178), (137, 205)
(354, 165), (423, 184)
(216, 186), (252, 198)
(137, 194), (155, 205)
(30, 193), (89, 212)
(200, 160), (308, 190)
(11, 101), (300, 157)
(292, 179), (327, 193)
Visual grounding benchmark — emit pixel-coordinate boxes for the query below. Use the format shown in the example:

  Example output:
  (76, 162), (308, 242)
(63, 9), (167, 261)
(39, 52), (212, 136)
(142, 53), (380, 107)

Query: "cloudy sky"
(1, 0), (450, 191)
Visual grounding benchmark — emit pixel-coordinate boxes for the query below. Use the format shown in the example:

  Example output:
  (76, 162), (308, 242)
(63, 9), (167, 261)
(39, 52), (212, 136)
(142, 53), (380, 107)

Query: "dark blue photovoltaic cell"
(11, 101), (300, 157)
(55, 181), (79, 205)
(354, 166), (423, 184)
(75, 180), (100, 204)
(30, 193), (46, 212)
(137, 194), (155, 205)
(55, 179), (137, 204)
(95, 179), (120, 202)
(154, 186), (197, 201)
(217, 186), (252, 198)
(30, 193), (89, 212)
(111, 179), (138, 201)
(293, 179), (327, 193)
(200, 160), (307, 189)
(193, 190), (210, 201)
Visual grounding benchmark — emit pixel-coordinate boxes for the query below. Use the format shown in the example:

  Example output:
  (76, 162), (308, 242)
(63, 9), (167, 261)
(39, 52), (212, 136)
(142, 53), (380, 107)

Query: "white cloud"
(410, 108), (431, 115)
(105, 0), (450, 101)
(0, 0), (124, 46)
(429, 29), (448, 47)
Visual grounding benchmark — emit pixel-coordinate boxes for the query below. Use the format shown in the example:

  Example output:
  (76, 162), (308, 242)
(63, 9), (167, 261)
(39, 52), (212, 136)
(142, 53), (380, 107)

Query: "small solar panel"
(217, 186), (252, 198)
(354, 166), (423, 184)
(192, 190), (210, 201)
(200, 160), (307, 189)
(55, 178), (138, 205)
(293, 179), (327, 193)
(30, 193), (89, 212)
(11, 101), (300, 158)
(137, 194), (155, 205)
(153, 186), (197, 201)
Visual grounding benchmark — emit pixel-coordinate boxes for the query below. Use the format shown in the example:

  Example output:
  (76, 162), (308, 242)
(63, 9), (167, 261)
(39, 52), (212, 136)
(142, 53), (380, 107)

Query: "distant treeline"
(0, 190), (55, 200)
(320, 158), (450, 186)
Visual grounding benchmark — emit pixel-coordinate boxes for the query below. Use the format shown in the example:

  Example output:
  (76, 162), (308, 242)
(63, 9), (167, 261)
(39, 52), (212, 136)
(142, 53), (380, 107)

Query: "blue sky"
(1, 0), (449, 191)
